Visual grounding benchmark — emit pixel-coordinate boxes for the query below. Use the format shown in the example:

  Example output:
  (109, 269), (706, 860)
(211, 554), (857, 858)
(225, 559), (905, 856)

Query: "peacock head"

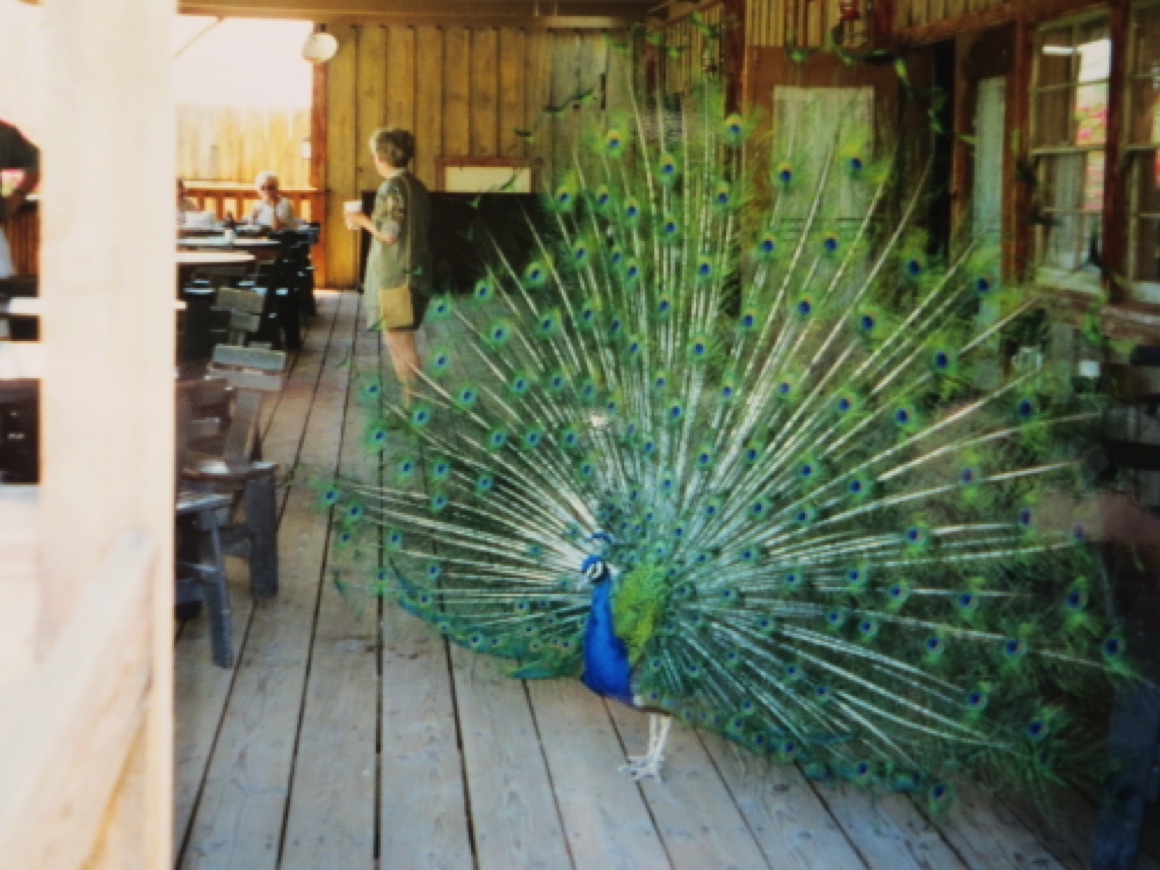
(579, 555), (612, 588)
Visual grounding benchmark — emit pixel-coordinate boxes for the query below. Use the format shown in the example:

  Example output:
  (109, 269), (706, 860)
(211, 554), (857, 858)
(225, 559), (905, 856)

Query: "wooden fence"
(177, 104), (312, 190)
(183, 183), (324, 225)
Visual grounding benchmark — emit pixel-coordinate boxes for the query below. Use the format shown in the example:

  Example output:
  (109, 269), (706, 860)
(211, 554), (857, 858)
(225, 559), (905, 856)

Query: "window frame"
(1124, 0), (1160, 302)
(1029, 9), (1112, 295)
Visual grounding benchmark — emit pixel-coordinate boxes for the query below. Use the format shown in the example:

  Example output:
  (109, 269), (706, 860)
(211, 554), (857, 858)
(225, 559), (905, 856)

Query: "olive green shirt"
(364, 170), (432, 329)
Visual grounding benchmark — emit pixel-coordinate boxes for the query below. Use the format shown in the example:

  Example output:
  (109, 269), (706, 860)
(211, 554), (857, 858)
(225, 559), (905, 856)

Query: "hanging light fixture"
(302, 29), (339, 64)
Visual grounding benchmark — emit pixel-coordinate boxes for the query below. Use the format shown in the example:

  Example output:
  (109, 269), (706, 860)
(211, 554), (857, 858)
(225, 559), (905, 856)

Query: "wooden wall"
(662, 3), (728, 95)
(322, 24), (635, 288)
(177, 105), (312, 188)
(746, 0), (872, 47)
(894, 0), (1014, 31)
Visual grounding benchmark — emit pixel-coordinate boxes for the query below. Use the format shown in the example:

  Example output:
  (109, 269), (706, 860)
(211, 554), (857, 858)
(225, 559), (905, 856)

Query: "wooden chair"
(182, 345), (287, 601)
(175, 375), (236, 667)
(1091, 353), (1160, 870)
(212, 287), (267, 348)
(0, 293), (39, 483)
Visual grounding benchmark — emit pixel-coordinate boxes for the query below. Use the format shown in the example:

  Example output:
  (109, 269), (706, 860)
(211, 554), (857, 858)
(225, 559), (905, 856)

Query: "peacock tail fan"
(323, 28), (1128, 802)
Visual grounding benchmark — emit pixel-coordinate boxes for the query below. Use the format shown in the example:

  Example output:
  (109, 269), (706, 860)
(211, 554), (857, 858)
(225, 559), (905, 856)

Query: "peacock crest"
(323, 28), (1127, 804)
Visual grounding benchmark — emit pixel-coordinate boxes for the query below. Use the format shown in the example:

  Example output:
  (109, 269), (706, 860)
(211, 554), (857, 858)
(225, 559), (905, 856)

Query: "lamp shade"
(302, 32), (339, 64)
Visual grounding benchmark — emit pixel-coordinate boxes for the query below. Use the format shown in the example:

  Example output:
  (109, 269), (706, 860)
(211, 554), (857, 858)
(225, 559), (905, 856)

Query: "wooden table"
(176, 251), (257, 268)
(178, 236), (280, 251)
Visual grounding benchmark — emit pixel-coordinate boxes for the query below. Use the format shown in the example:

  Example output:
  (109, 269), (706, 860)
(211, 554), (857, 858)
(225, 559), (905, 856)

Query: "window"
(1126, 2), (1160, 300)
(1031, 14), (1111, 292)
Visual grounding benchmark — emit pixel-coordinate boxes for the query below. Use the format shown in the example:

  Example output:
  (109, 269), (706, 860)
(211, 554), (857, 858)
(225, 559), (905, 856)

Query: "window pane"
(1134, 218), (1160, 282)
(1042, 153), (1088, 210)
(1083, 151), (1106, 211)
(1038, 29), (1074, 88)
(1131, 5), (1160, 77)
(1041, 212), (1082, 270)
(1075, 81), (1109, 145)
(1035, 87), (1073, 146)
(1131, 152), (1160, 282)
(1076, 22), (1111, 83)
(1128, 78), (1160, 145)
(1039, 154), (1104, 272)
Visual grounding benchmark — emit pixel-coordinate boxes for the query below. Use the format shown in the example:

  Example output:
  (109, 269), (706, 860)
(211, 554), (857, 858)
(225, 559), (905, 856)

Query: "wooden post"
(1101, 0), (1128, 302)
(311, 41), (331, 285)
(39, 0), (175, 864)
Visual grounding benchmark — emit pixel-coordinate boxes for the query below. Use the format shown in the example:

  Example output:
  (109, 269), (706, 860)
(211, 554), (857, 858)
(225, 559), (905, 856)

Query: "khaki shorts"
(378, 283), (414, 330)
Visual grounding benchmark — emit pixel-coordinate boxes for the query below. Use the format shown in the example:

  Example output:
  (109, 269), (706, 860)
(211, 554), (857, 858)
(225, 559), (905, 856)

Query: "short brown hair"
(369, 128), (415, 168)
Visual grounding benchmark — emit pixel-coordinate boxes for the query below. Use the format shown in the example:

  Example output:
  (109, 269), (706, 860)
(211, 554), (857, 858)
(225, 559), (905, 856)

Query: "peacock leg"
(620, 714), (672, 781)
(624, 710), (659, 764)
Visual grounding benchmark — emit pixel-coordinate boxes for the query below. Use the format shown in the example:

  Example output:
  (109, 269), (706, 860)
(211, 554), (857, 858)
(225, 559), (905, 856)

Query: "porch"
(174, 290), (1159, 870)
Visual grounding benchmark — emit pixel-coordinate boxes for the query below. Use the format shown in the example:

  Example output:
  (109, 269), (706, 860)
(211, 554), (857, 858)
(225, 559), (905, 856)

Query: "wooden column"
(39, 0), (175, 865)
(311, 33), (331, 286)
(1101, 0), (1128, 301)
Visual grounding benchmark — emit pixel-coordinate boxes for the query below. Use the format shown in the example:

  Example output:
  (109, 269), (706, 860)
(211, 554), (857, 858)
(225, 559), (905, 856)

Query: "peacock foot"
(620, 755), (665, 781)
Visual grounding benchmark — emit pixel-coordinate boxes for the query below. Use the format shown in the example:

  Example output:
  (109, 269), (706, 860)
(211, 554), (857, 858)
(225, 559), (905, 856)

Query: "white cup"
(343, 200), (362, 214)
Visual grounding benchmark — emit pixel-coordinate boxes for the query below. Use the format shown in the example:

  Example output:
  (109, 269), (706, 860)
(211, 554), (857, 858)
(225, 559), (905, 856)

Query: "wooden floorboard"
(609, 703), (772, 870)
(699, 737), (868, 870)
(179, 292), (357, 869)
(451, 646), (573, 869)
(527, 681), (671, 869)
(174, 292), (342, 864)
(279, 294), (379, 869)
(173, 289), (1142, 870)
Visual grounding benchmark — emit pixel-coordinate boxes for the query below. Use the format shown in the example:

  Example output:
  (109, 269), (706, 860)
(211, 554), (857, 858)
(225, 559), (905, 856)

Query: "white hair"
(254, 170), (278, 190)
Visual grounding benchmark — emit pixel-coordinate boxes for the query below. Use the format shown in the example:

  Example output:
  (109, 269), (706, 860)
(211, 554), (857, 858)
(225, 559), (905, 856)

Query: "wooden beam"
(891, 0), (1103, 47)
(179, 0), (653, 26)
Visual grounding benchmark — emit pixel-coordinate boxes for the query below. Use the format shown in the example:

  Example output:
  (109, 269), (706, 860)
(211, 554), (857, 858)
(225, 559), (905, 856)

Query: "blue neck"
(581, 581), (635, 706)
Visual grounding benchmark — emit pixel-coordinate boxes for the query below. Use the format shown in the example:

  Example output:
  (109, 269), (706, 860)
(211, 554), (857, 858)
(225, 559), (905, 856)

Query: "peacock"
(322, 28), (1131, 807)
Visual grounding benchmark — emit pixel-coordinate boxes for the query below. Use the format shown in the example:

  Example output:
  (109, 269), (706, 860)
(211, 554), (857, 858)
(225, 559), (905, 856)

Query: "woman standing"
(345, 127), (432, 406)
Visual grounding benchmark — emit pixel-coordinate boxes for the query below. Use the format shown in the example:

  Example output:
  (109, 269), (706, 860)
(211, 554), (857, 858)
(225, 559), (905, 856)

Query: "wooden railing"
(184, 183), (324, 225)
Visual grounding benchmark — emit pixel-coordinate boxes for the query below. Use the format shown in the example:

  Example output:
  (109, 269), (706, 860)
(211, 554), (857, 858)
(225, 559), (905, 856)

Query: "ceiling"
(178, 0), (664, 28)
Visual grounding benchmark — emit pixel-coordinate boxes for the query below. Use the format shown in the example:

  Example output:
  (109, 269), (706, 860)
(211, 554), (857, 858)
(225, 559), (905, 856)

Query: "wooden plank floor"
(176, 290), (1160, 870)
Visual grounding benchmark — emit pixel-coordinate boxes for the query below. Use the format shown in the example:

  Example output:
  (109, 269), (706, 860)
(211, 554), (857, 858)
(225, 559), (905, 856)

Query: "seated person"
(176, 178), (198, 227)
(247, 171), (300, 231)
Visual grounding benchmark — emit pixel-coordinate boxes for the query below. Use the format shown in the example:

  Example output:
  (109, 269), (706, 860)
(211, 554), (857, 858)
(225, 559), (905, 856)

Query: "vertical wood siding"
(176, 106), (312, 188)
(663, 3), (726, 94)
(324, 24), (632, 288)
(745, 0), (872, 47)
(894, 0), (1014, 30)
(743, 0), (1020, 46)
